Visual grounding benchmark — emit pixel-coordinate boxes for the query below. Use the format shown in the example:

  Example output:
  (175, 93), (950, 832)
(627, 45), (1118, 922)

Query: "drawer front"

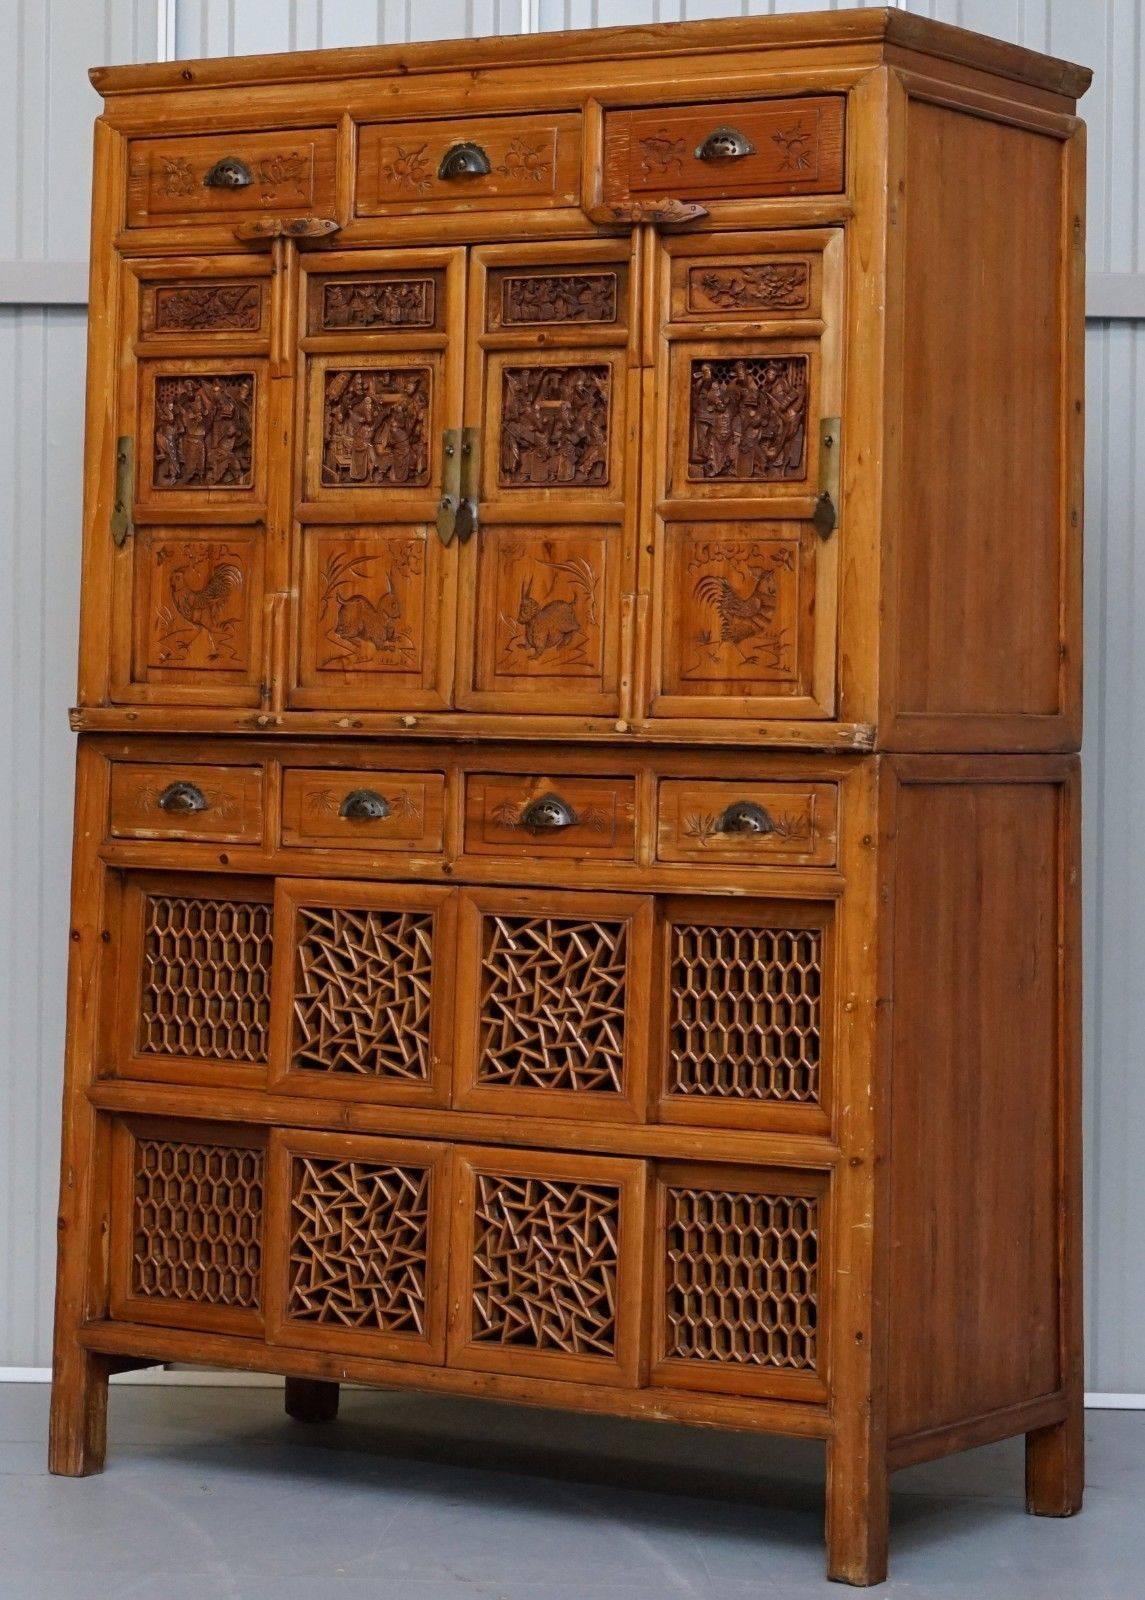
(603, 95), (844, 202)
(356, 114), (581, 214)
(464, 773), (637, 860)
(126, 128), (338, 228)
(656, 779), (837, 867)
(281, 768), (446, 853)
(109, 761), (263, 844)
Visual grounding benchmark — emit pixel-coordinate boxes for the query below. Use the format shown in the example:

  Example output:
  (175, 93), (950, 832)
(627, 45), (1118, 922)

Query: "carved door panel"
(290, 249), (466, 711)
(456, 241), (639, 716)
(644, 230), (843, 723)
(109, 256), (277, 707)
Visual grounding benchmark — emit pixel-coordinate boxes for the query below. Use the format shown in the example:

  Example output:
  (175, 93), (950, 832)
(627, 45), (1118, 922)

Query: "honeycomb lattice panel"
(470, 1171), (620, 1356)
(477, 915), (628, 1093)
(663, 1185), (819, 1370)
(291, 905), (434, 1080)
(287, 1155), (431, 1332)
(138, 894), (273, 1062)
(668, 923), (822, 1104)
(130, 1136), (264, 1309)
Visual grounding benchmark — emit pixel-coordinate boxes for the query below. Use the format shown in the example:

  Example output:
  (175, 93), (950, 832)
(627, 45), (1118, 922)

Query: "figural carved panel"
(498, 364), (611, 488)
(148, 282), (264, 334)
(289, 903), (434, 1081)
(494, 271), (619, 327)
(687, 356), (808, 482)
(286, 1154), (431, 1333)
(314, 273), (441, 332)
(321, 366), (431, 488)
(468, 1170), (621, 1355)
(151, 373), (255, 489)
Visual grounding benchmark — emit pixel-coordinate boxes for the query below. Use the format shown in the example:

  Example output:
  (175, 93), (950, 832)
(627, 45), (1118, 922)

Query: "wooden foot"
(1026, 1402), (1084, 1517)
(284, 1377), (340, 1423)
(825, 1437), (889, 1587)
(48, 1347), (110, 1477)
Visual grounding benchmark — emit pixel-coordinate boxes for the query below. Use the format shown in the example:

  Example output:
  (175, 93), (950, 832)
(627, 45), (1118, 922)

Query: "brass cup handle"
(204, 157), (253, 189)
(695, 126), (756, 162)
(158, 781), (208, 815)
(339, 789), (391, 822)
(716, 800), (775, 836)
(438, 142), (492, 180)
(519, 793), (579, 832)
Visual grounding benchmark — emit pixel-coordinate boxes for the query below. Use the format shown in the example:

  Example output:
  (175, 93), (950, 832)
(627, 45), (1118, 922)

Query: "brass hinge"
(436, 426), (480, 546)
(110, 437), (133, 547)
(813, 416), (841, 540)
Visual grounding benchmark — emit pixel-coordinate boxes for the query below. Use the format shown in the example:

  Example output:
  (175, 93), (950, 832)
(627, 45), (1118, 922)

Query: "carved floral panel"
(686, 262), (811, 316)
(152, 373), (255, 489)
(149, 282), (263, 334)
(498, 363), (611, 488)
(688, 356), (808, 482)
(321, 367), (431, 487)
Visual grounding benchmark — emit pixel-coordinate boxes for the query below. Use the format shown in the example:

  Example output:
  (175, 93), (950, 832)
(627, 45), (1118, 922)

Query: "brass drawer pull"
(716, 800), (775, 836)
(203, 157), (253, 189)
(157, 781), (208, 815)
(339, 789), (391, 822)
(695, 126), (756, 162)
(438, 142), (493, 180)
(519, 793), (579, 832)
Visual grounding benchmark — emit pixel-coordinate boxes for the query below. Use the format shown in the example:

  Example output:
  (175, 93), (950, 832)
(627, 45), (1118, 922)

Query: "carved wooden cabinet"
(51, 12), (1089, 1587)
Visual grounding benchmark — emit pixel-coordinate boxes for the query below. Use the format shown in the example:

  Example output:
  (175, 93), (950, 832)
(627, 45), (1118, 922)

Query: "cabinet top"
(90, 8), (1091, 104)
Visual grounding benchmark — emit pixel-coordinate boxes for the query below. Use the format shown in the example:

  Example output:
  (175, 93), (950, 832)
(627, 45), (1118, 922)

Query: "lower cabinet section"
(106, 1114), (828, 1404)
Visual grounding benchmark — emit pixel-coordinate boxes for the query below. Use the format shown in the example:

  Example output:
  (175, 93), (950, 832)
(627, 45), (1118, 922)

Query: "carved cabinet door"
(643, 230), (844, 725)
(290, 248), (467, 712)
(109, 256), (276, 707)
(455, 240), (639, 716)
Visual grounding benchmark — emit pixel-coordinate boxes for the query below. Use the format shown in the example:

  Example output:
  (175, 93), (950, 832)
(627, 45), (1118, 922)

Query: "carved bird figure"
(693, 565), (779, 654)
(168, 554), (244, 658)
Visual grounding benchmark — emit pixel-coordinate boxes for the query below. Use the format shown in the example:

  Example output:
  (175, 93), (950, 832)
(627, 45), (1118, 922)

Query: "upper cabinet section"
(126, 128), (338, 230)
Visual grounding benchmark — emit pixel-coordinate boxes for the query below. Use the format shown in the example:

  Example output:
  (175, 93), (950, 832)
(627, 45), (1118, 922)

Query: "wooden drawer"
(109, 761), (263, 844)
(356, 113), (581, 214)
(281, 768), (445, 853)
(656, 779), (837, 868)
(603, 95), (845, 203)
(126, 128), (338, 228)
(464, 773), (636, 860)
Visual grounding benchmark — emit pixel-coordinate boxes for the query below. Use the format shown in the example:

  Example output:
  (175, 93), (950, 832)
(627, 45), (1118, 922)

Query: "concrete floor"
(0, 1384), (1138, 1598)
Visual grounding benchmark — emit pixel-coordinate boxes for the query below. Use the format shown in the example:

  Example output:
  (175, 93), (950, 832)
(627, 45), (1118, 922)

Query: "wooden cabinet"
(54, 12), (1089, 1589)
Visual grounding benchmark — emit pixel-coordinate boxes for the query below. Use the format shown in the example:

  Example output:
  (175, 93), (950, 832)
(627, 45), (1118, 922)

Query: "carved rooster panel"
(143, 537), (253, 674)
(675, 532), (803, 688)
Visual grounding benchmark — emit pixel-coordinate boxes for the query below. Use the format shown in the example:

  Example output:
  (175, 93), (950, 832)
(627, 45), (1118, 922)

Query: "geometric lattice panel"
(138, 894), (273, 1062)
(290, 905), (434, 1080)
(663, 1185), (818, 1370)
(477, 915), (628, 1093)
(668, 924), (822, 1104)
(130, 1136), (264, 1309)
(470, 1171), (620, 1356)
(287, 1155), (430, 1333)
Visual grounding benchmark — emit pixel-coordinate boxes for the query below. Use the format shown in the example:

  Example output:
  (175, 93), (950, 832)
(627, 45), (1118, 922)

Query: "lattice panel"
(287, 1156), (431, 1332)
(130, 1136), (264, 1309)
(470, 1172), (620, 1356)
(478, 915), (628, 1093)
(138, 895), (273, 1062)
(668, 923), (822, 1103)
(291, 905), (434, 1080)
(664, 1186), (819, 1369)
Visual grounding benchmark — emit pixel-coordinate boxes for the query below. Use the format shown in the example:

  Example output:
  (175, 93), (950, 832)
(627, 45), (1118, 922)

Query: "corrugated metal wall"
(1, 0), (1141, 1394)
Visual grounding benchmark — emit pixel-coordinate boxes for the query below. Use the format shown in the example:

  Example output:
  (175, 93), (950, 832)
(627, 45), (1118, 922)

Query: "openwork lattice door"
(269, 879), (457, 1107)
(452, 888), (652, 1120)
(109, 1117), (267, 1335)
(265, 1129), (449, 1363)
(651, 1163), (827, 1400)
(448, 1146), (647, 1385)
(113, 872), (274, 1088)
(657, 897), (833, 1134)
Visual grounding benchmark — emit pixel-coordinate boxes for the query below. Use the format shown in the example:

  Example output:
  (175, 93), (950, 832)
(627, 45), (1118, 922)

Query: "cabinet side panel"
(891, 100), (1077, 745)
(888, 774), (1064, 1440)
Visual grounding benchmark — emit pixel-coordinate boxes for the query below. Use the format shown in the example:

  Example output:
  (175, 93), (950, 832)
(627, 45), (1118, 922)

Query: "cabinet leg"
(48, 1346), (110, 1477)
(284, 1377), (340, 1423)
(1026, 1401), (1084, 1517)
(825, 1437), (889, 1587)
